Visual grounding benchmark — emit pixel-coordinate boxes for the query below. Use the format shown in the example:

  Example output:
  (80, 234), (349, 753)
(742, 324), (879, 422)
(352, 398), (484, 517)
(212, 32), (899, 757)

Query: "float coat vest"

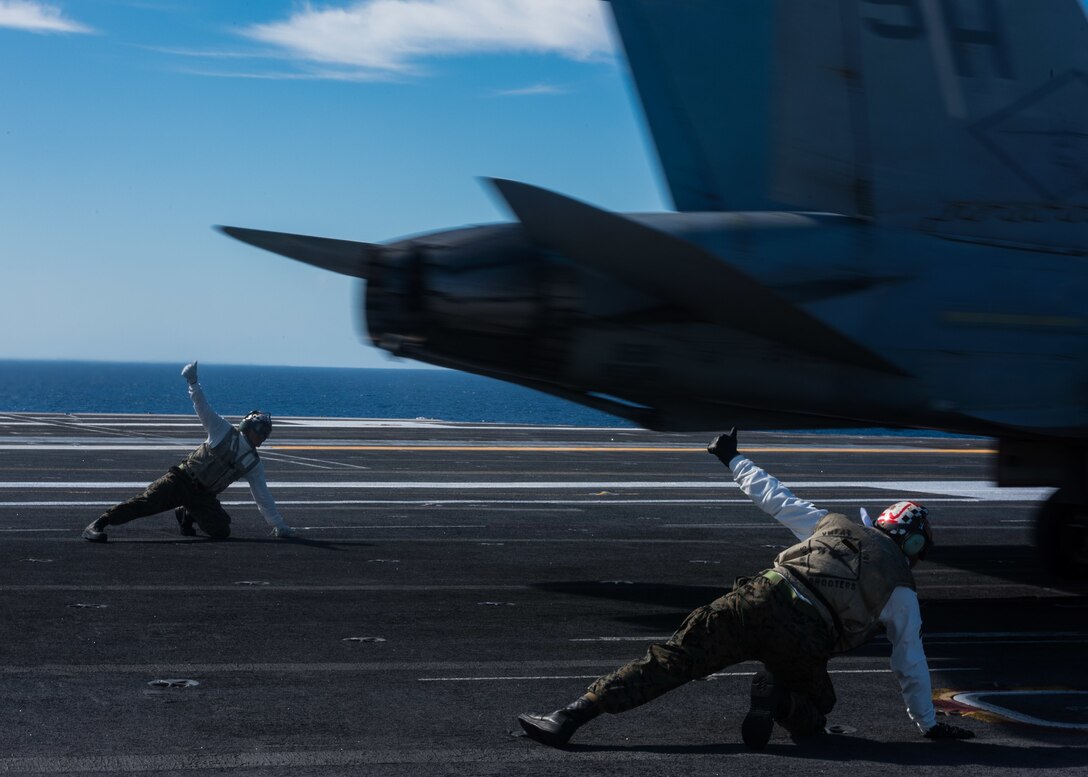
(773, 513), (915, 653)
(181, 428), (260, 494)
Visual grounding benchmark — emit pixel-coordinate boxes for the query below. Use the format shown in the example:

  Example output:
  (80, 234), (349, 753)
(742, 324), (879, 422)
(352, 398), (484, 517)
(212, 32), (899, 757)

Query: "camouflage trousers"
(587, 572), (837, 728)
(100, 467), (232, 539)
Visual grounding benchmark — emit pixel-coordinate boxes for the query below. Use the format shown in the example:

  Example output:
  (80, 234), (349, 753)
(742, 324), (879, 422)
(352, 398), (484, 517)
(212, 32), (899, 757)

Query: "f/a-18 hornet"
(222, 0), (1088, 576)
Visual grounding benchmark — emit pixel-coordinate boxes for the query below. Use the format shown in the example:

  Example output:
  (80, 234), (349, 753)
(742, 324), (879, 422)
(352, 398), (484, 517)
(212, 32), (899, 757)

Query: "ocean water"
(0, 360), (964, 436)
(0, 360), (634, 427)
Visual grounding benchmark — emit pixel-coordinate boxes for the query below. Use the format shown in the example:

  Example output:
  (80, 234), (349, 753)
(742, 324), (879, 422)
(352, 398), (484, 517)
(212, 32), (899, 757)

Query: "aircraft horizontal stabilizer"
(490, 178), (907, 376)
(216, 226), (375, 279)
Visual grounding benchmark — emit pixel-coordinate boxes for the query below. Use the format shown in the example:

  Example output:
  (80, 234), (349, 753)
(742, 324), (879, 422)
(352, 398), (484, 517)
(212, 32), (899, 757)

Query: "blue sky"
(0, 0), (665, 368)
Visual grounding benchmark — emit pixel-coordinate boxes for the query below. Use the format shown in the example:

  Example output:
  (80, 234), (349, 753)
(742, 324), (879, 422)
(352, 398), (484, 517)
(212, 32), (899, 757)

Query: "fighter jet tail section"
(221, 1), (1088, 577)
(490, 178), (907, 376)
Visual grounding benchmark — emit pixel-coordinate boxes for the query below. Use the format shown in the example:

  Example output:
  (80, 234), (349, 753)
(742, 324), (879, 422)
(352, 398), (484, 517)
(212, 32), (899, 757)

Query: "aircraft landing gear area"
(1037, 490), (1088, 579)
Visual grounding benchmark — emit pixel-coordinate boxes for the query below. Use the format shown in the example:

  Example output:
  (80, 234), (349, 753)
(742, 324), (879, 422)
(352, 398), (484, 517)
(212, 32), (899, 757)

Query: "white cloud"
(242, 0), (615, 76)
(0, 0), (94, 33)
(176, 66), (387, 83)
(494, 83), (567, 96)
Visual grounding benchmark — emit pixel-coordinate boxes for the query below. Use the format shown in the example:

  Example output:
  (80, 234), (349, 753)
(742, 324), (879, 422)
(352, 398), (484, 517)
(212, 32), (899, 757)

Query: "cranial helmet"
(240, 410), (273, 440)
(875, 501), (932, 559)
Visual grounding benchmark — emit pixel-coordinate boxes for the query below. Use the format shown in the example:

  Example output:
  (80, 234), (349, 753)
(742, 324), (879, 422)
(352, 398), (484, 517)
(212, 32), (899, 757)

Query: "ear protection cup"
(901, 531), (928, 558)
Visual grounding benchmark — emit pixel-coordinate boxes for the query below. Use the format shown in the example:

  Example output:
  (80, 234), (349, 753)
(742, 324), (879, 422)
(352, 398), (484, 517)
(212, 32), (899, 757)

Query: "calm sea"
(0, 360), (961, 436)
(0, 360), (633, 427)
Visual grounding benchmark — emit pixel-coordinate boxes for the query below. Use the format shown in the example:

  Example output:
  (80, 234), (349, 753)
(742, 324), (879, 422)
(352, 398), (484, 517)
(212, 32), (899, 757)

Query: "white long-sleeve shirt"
(729, 454), (937, 733)
(188, 382), (288, 533)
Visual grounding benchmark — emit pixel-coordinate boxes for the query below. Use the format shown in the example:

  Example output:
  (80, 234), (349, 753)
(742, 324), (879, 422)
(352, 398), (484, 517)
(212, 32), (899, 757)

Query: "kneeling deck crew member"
(517, 429), (975, 748)
(82, 361), (295, 542)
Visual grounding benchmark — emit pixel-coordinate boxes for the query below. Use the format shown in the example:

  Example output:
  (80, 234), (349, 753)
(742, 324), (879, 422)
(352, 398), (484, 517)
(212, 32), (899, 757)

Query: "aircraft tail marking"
(608, 0), (1088, 254)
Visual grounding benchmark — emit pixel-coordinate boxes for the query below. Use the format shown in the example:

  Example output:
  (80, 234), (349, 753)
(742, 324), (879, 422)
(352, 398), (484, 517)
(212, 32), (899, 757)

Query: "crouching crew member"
(517, 428), (974, 748)
(82, 361), (295, 542)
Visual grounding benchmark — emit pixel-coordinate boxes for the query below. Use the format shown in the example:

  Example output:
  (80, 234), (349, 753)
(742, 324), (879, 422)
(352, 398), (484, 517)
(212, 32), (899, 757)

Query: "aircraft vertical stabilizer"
(806, 0), (1088, 252)
(607, 0), (778, 212)
(610, 0), (1088, 254)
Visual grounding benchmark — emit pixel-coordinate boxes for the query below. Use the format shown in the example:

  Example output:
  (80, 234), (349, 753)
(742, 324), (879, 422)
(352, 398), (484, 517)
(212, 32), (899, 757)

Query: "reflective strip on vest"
(774, 513), (915, 653)
(183, 428), (260, 494)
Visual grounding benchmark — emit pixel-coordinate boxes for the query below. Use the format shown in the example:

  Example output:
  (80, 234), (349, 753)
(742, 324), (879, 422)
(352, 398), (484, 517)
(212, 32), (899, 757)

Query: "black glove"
(707, 428), (739, 462)
(924, 722), (975, 740)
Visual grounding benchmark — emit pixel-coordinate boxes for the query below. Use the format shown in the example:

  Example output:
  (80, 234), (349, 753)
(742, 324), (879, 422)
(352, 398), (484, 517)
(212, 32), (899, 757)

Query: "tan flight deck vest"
(180, 428), (260, 495)
(773, 513), (915, 654)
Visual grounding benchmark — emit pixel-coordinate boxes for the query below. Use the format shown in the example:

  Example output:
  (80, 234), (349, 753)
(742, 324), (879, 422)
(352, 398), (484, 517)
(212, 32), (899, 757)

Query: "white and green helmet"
(240, 410), (272, 439)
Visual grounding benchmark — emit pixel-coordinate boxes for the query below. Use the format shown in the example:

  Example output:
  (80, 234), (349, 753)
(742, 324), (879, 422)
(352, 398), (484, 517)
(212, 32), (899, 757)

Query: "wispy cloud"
(175, 66), (393, 83)
(144, 45), (288, 61)
(0, 0), (94, 34)
(493, 83), (567, 97)
(240, 0), (615, 78)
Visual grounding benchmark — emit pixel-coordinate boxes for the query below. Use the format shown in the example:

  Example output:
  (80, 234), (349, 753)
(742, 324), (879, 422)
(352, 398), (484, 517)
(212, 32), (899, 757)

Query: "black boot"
(175, 507), (196, 536)
(741, 670), (787, 750)
(776, 692), (827, 740)
(518, 696), (601, 748)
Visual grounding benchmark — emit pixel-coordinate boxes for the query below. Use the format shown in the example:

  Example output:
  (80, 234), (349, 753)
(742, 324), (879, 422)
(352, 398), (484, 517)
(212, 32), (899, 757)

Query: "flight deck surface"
(0, 413), (1085, 775)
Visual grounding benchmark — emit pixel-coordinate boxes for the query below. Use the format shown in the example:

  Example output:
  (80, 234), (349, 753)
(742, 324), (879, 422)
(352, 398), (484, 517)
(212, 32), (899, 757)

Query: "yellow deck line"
(268, 445), (997, 454)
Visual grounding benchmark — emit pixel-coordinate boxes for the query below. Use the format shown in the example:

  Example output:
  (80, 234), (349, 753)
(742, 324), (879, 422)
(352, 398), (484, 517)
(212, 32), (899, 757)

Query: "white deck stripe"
(0, 748), (694, 773)
(0, 480), (1053, 500)
(418, 667), (982, 682)
(0, 660), (979, 679)
(0, 445), (193, 451)
(0, 497), (990, 509)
